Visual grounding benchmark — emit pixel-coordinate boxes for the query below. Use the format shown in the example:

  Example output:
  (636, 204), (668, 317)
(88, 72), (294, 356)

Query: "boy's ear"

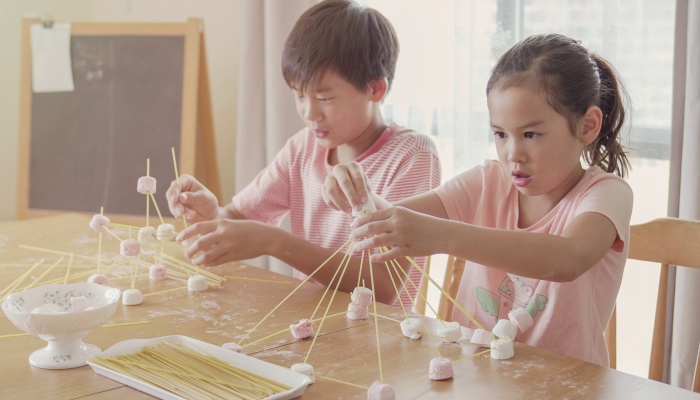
(580, 106), (603, 145)
(368, 77), (389, 103)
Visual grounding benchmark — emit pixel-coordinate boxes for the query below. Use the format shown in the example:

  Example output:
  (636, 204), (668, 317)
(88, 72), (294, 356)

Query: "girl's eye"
(318, 97), (332, 103)
(524, 131), (539, 139)
(493, 131), (506, 139)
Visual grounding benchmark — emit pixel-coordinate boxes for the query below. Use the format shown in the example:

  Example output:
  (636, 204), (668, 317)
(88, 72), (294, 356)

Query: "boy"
(168, 0), (440, 306)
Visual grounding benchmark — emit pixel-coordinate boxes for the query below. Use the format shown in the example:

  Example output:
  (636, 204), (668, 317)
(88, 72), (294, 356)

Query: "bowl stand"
(30, 336), (101, 369)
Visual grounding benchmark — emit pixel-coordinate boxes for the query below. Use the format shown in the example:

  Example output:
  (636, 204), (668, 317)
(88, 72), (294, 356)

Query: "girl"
(321, 33), (633, 366)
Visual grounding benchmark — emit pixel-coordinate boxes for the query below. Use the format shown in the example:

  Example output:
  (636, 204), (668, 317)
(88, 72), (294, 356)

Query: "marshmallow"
(87, 273), (110, 285)
(157, 224), (176, 241)
(352, 196), (376, 218)
(137, 176), (157, 194)
(437, 321), (462, 342)
(351, 287), (373, 307)
(222, 342), (243, 353)
(149, 264), (167, 280)
(347, 302), (368, 320)
(290, 363), (315, 384)
(122, 289), (143, 306)
(188, 275), (207, 292)
(492, 319), (518, 340)
(400, 318), (422, 340)
(470, 328), (493, 346)
(31, 305), (59, 314)
(138, 226), (158, 243)
(367, 381), (395, 400)
(120, 239), (141, 257)
(71, 296), (88, 312)
(89, 214), (110, 233)
(460, 326), (474, 341)
(289, 319), (314, 340)
(509, 307), (534, 333)
(42, 303), (62, 312)
(490, 338), (515, 360)
(182, 234), (200, 249)
(429, 358), (454, 380)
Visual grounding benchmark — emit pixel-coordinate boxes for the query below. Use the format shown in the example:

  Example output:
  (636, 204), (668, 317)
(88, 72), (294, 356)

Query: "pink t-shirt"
(233, 124), (442, 308)
(434, 160), (633, 366)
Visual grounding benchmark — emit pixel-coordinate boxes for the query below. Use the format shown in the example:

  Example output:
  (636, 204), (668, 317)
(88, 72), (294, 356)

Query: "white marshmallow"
(31, 306), (58, 314)
(509, 307), (534, 333)
(120, 239), (141, 257)
(188, 275), (207, 292)
(347, 302), (368, 320)
(289, 319), (314, 340)
(470, 328), (493, 346)
(351, 287), (373, 307)
(89, 214), (110, 233)
(42, 303), (62, 312)
(138, 226), (158, 243)
(460, 326), (474, 341)
(367, 381), (395, 400)
(71, 296), (88, 312)
(429, 358), (454, 380)
(352, 196), (376, 218)
(400, 318), (422, 340)
(222, 342), (242, 353)
(157, 224), (176, 241)
(122, 289), (143, 305)
(290, 363), (315, 383)
(149, 264), (167, 280)
(137, 176), (157, 194)
(437, 321), (462, 342)
(87, 273), (110, 285)
(492, 319), (519, 340)
(490, 338), (515, 360)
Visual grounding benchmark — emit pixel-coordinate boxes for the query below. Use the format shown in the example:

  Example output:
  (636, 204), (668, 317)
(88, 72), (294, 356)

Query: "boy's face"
(291, 70), (381, 150)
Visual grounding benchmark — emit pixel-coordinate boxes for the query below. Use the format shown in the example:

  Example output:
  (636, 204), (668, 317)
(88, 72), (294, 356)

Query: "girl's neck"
(517, 165), (586, 229)
(329, 112), (387, 165)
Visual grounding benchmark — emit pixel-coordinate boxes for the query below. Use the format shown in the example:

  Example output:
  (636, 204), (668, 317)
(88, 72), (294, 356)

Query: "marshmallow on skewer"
(137, 176), (157, 194)
(351, 287), (373, 307)
(290, 319), (314, 340)
(188, 275), (207, 292)
(138, 226), (158, 244)
(120, 239), (141, 257)
(87, 273), (110, 285)
(400, 318), (422, 340)
(89, 214), (110, 233)
(492, 319), (519, 340)
(157, 224), (176, 241)
(122, 289), (143, 306)
(367, 381), (395, 400)
(490, 338), (515, 360)
(290, 363), (315, 384)
(222, 342), (243, 353)
(470, 328), (493, 346)
(347, 302), (368, 320)
(460, 326), (475, 341)
(71, 296), (88, 312)
(149, 264), (167, 280)
(429, 358), (454, 380)
(509, 307), (534, 333)
(437, 321), (462, 342)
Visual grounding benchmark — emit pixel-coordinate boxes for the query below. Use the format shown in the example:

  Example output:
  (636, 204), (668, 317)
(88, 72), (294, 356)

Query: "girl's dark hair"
(486, 34), (630, 177)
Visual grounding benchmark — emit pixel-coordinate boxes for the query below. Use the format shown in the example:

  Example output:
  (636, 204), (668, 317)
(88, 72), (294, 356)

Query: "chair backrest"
(606, 217), (700, 391)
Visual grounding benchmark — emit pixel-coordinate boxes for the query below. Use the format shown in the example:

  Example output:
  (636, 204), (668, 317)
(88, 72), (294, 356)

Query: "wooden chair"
(605, 217), (700, 391)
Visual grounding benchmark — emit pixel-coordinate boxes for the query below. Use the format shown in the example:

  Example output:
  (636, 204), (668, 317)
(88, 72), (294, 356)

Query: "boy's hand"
(177, 219), (270, 266)
(166, 174), (220, 223)
(322, 162), (373, 215)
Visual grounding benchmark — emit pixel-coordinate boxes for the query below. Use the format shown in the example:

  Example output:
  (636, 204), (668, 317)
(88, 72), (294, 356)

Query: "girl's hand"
(322, 162), (373, 215)
(166, 174), (220, 223)
(176, 219), (270, 266)
(350, 206), (447, 262)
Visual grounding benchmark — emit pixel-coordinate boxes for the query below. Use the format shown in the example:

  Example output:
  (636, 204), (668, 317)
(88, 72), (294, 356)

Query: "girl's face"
(487, 85), (588, 198)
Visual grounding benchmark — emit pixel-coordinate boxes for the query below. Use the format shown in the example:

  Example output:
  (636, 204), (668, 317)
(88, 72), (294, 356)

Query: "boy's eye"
(493, 131), (506, 139)
(524, 131), (539, 139)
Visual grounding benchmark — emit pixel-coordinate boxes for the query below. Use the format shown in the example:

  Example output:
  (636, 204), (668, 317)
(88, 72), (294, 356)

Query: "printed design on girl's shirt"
(475, 275), (547, 322)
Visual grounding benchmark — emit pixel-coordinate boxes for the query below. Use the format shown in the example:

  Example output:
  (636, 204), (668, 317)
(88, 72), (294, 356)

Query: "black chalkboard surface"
(18, 19), (220, 221)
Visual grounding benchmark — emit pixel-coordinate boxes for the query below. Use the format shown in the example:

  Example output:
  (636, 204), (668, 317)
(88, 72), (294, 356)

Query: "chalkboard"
(18, 19), (220, 221)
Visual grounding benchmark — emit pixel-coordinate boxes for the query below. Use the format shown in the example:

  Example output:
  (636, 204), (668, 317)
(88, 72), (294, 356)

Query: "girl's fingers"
(370, 246), (403, 262)
(325, 178), (352, 214)
(353, 233), (393, 252)
(351, 208), (393, 229)
(192, 242), (227, 266)
(177, 221), (215, 242)
(350, 219), (394, 241)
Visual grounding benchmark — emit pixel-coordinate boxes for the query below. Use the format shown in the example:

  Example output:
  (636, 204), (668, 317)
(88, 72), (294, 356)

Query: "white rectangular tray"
(87, 335), (311, 400)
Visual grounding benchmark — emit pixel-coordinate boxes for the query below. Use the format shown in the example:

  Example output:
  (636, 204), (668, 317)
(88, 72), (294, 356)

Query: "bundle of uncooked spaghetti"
(89, 340), (289, 400)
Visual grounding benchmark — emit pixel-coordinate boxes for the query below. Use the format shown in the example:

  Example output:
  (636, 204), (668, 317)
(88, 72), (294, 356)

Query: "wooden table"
(1, 214), (698, 400)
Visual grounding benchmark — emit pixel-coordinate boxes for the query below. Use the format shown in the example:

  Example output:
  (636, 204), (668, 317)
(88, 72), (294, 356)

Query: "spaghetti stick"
(388, 255), (445, 328)
(110, 222), (140, 230)
(24, 257), (64, 290)
(3, 259), (44, 295)
(41, 269), (95, 286)
(368, 312), (401, 323)
(102, 226), (123, 242)
(0, 333), (30, 339)
(309, 245), (353, 321)
(241, 311), (346, 349)
(146, 159), (151, 227)
(102, 320), (150, 328)
(223, 276), (291, 284)
(149, 193), (165, 226)
(0, 274), (27, 298)
(63, 253), (74, 284)
(384, 261), (410, 321)
(171, 147), (188, 229)
(355, 249), (365, 298)
(98, 207), (104, 272)
(143, 286), (188, 297)
(368, 248), (384, 382)
(314, 373), (368, 390)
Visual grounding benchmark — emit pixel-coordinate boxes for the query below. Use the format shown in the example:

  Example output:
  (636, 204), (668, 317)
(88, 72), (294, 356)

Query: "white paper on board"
(30, 23), (75, 93)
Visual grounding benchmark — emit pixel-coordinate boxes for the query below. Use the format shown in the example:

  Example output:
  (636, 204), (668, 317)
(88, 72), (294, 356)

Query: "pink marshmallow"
(71, 296), (88, 312)
(89, 214), (110, 233)
(429, 358), (454, 380)
(509, 307), (534, 333)
(347, 302), (368, 320)
(289, 319), (314, 340)
(470, 328), (493, 346)
(120, 239), (141, 257)
(351, 287), (373, 307)
(137, 176), (157, 194)
(149, 264), (167, 280)
(367, 381), (395, 400)
(87, 273), (109, 285)
(222, 342), (243, 353)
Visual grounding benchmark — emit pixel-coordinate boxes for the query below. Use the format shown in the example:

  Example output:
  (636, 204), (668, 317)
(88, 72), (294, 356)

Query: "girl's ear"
(580, 106), (603, 145)
(369, 77), (389, 103)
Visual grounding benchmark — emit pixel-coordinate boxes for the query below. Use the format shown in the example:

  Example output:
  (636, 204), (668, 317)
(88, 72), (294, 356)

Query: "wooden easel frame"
(17, 18), (220, 224)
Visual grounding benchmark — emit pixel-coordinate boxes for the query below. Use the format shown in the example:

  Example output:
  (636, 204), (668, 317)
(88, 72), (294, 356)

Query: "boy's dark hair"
(282, 0), (399, 93)
(487, 34), (631, 178)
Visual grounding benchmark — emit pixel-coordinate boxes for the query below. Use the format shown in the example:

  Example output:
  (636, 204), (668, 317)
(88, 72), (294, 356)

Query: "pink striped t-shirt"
(233, 124), (441, 308)
(434, 160), (633, 366)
